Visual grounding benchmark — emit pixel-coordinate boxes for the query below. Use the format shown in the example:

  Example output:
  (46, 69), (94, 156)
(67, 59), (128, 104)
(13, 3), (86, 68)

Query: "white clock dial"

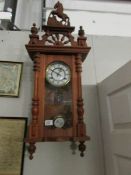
(46, 61), (71, 87)
(54, 116), (65, 128)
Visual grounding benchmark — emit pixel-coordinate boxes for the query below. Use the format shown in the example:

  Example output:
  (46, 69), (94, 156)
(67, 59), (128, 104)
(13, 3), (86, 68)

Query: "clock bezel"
(45, 61), (71, 87)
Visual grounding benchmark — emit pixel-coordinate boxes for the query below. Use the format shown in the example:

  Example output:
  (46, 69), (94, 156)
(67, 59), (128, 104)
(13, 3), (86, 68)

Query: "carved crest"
(47, 1), (70, 27)
(27, 1), (89, 53)
(41, 26), (76, 46)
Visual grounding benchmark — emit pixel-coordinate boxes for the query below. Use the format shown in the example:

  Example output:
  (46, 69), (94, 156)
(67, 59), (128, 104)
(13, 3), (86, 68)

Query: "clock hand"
(50, 68), (62, 77)
(49, 69), (60, 76)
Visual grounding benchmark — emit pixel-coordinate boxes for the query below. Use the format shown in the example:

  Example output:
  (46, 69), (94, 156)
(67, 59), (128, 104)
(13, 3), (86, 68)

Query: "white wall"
(1, 28), (131, 175)
(15, 0), (131, 37)
(1, 30), (131, 175)
(1, 1), (131, 175)
(0, 31), (104, 175)
(15, 0), (42, 30)
(89, 36), (131, 83)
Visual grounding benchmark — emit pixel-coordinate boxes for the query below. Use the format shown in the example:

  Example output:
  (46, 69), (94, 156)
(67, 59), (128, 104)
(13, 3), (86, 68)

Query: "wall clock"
(25, 1), (91, 159)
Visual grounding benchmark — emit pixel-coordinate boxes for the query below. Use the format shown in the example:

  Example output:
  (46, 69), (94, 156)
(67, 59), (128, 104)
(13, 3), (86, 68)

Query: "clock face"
(46, 61), (71, 87)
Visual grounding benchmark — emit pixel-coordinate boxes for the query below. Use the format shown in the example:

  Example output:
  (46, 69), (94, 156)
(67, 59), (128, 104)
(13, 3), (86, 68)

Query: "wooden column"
(75, 54), (90, 157)
(28, 53), (40, 159)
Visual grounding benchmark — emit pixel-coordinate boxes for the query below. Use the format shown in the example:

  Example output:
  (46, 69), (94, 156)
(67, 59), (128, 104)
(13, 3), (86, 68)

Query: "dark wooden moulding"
(25, 1), (91, 159)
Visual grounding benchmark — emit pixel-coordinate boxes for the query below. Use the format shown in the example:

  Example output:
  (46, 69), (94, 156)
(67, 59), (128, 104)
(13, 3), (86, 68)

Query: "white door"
(98, 61), (131, 175)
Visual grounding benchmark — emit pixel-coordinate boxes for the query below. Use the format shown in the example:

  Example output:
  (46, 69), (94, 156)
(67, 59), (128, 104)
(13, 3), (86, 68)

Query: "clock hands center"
(50, 68), (64, 78)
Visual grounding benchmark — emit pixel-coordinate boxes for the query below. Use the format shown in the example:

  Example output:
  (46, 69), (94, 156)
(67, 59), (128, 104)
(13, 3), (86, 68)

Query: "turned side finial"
(79, 141), (86, 157)
(77, 26), (87, 47)
(78, 26), (85, 37)
(31, 23), (38, 35)
(28, 23), (39, 45)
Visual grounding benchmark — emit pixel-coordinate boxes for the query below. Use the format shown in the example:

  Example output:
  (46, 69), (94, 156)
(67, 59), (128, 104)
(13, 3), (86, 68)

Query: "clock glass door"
(44, 61), (72, 131)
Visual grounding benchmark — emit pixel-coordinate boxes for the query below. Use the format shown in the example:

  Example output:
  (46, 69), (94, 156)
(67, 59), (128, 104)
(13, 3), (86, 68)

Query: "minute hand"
(51, 69), (61, 77)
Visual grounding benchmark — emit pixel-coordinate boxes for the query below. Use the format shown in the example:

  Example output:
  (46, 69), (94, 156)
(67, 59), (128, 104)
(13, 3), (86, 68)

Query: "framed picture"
(0, 61), (23, 97)
(0, 117), (27, 175)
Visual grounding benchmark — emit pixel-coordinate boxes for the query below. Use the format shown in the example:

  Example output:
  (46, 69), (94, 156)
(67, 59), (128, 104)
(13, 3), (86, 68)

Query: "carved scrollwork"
(43, 33), (76, 46)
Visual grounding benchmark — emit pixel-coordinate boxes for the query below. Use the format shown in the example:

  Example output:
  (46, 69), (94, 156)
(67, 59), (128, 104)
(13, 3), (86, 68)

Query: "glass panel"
(44, 82), (72, 129)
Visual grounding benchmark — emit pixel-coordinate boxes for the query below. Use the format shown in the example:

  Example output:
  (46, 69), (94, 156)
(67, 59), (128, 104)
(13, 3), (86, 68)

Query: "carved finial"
(28, 23), (39, 45)
(28, 142), (36, 160)
(77, 26), (87, 46)
(78, 26), (85, 37)
(31, 23), (38, 35)
(47, 1), (70, 26)
(79, 141), (86, 157)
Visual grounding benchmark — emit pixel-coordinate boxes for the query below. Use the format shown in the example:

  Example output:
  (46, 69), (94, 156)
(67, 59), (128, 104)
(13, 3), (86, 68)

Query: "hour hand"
(51, 69), (61, 77)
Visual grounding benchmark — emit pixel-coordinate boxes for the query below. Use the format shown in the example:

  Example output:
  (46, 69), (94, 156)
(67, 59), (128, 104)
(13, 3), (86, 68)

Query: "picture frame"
(0, 117), (27, 175)
(0, 61), (23, 97)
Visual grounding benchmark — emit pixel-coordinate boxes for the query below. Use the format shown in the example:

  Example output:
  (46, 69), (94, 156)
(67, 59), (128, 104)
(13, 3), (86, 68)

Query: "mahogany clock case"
(25, 1), (91, 158)
(36, 54), (78, 141)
